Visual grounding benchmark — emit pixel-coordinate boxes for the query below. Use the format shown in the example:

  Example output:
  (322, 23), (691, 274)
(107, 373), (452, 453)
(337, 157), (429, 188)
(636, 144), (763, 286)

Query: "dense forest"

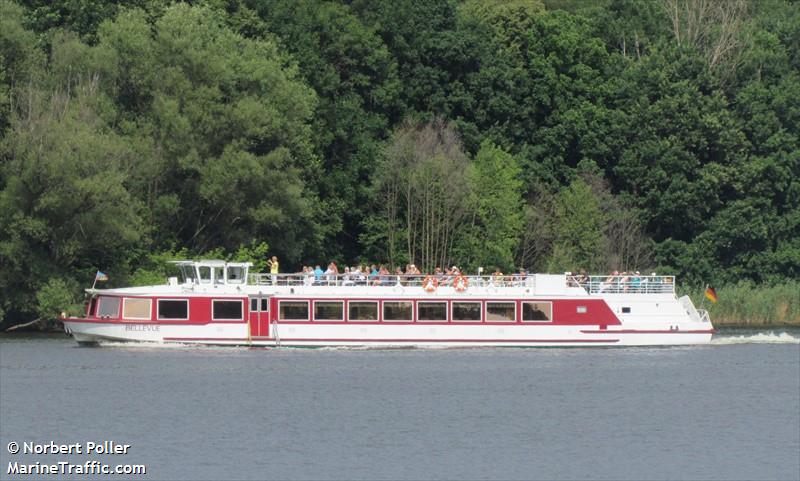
(0, 0), (798, 325)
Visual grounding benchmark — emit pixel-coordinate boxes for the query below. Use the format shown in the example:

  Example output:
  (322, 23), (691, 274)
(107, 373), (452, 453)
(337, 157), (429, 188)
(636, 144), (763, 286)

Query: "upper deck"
(87, 260), (677, 298)
(247, 273), (676, 297)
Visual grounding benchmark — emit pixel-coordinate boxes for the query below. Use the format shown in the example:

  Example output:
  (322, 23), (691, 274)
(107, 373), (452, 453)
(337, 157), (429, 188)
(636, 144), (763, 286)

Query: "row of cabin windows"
(95, 297), (244, 321)
(279, 300), (553, 323)
(95, 297), (562, 323)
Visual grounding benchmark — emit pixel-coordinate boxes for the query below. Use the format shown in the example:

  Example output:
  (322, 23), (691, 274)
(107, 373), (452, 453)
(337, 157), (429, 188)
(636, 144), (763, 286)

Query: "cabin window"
(97, 296), (120, 318)
(383, 301), (412, 322)
(123, 298), (152, 320)
(212, 300), (243, 320)
(227, 266), (245, 284)
(622, 307), (631, 314)
(157, 299), (189, 320)
(486, 302), (515, 322)
(452, 302), (481, 321)
(417, 302), (447, 322)
(522, 302), (552, 322)
(198, 266), (211, 284)
(279, 301), (309, 321)
(314, 301), (344, 321)
(349, 301), (378, 321)
(250, 298), (269, 312)
(576, 306), (587, 314)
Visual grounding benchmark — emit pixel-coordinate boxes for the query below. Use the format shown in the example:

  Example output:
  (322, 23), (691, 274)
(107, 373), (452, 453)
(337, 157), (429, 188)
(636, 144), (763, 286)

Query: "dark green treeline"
(0, 0), (798, 324)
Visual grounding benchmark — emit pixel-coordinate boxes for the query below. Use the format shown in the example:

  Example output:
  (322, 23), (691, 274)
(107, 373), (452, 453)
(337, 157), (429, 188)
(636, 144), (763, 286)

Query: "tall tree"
(90, 4), (320, 261)
(458, 141), (524, 271)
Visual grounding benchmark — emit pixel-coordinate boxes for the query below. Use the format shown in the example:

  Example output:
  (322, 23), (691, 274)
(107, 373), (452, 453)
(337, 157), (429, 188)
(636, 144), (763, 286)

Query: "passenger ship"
(63, 260), (714, 347)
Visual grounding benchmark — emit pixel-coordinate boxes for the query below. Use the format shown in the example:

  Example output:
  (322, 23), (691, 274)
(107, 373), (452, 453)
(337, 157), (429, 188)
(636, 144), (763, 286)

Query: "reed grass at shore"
(684, 282), (800, 327)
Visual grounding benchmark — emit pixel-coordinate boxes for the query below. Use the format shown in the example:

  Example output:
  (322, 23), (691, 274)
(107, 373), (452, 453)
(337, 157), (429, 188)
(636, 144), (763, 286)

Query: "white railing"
(248, 273), (534, 288)
(585, 275), (675, 294)
(247, 273), (675, 295)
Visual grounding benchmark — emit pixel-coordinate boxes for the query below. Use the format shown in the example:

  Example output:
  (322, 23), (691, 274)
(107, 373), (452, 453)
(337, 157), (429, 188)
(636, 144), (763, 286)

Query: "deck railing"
(248, 273), (534, 288)
(247, 273), (676, 294)
(583, 275), (675, 294)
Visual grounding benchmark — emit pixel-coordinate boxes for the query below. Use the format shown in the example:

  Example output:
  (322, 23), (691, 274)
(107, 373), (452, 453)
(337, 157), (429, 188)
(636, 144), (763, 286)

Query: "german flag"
(704, 286), (718, 303)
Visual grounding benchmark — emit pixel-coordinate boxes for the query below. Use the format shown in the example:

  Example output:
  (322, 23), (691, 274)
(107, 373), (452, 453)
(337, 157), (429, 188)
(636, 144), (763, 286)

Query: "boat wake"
(711, 331), (800, 345)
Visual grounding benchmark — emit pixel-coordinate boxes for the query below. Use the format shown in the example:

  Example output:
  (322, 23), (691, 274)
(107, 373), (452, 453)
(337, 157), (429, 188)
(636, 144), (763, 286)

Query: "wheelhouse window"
(522, 302), (552, 322)
(213, 300), (243, 320)
(417, 302), (447, 322)
(214, 267), (225, 284)
(383, 301), (412, 322)
(452, 302), (481, 322)
(227, 266), (245, 284)
(314, 301), (344, 321)
(486, 302), (515, 322)
(97, 296), (120, 318)
(198, 266), (211, 284)
(158, 299), (189, 320)
(279, 301), (309, 321)
(349, 301), (378, 321)
(123, 298), (151, 320)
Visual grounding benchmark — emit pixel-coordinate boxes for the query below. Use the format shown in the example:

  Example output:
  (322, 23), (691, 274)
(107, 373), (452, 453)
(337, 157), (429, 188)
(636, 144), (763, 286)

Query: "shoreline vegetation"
(686, 282), (800, 327)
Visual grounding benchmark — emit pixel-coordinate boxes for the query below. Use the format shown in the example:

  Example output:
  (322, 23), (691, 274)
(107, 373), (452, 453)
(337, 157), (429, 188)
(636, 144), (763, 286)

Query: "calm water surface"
(1, 331), (798, 480)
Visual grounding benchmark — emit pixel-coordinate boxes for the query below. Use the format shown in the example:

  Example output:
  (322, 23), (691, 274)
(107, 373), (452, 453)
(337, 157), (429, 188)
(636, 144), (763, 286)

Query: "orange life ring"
(453, 275), (469, 292)
(423, 275), (438, 292)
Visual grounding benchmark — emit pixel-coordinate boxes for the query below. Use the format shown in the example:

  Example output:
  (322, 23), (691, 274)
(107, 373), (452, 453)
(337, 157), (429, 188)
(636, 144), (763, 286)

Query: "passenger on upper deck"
(314, 265), (324, 284)
(492, 268), (504, 286)
(266, 256), (279, 285)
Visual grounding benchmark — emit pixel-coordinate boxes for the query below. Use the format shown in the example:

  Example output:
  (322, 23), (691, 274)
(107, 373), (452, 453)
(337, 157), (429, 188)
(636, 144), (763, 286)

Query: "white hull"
(64, 319), (712, 347)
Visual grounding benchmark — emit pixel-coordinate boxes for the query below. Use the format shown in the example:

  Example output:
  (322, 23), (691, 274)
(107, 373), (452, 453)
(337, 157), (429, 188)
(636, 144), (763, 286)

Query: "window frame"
(97, 296), (121, 319)
(313, 300), (345, 322)
(122, 297), (152, 320)
(521, 301), (553, 323)
(278, 300), (310, 321)
(485, 301), (517, 323)
(451, 301), (482, 322)
(417, 301), (448, 322)
(212, 299), (244, 321)
(157, 299), (190, 321)
(348, 301), (379, 322)
(382, 301), (413, 322)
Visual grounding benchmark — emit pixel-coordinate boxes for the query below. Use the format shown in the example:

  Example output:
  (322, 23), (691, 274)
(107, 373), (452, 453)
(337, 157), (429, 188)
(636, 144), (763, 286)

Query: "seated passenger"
(492, 268), (504, 286)
(342, 267), (355, 286)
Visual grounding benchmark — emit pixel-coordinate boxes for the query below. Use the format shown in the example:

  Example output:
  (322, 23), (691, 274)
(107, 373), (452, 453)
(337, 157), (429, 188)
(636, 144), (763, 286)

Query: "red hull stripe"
(162, 337), (618, 343)
(580, 329), (714, 334)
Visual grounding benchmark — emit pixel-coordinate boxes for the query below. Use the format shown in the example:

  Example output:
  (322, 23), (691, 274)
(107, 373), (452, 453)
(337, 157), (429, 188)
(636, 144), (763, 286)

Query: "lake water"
(1, 330), (798, 480)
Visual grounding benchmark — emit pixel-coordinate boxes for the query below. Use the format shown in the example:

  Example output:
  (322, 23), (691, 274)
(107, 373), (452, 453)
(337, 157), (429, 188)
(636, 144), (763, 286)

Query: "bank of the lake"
(685, 282), (800, 328)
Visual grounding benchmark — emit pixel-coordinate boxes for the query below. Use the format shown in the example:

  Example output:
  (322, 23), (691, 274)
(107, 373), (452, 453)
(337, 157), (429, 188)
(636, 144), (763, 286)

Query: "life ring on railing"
(453, 275), (469, 292)
(422, 275), (438, 293)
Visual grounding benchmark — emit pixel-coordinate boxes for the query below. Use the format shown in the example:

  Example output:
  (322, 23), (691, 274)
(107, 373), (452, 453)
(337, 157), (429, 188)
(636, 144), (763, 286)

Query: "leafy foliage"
(0, 0), (798, 325)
